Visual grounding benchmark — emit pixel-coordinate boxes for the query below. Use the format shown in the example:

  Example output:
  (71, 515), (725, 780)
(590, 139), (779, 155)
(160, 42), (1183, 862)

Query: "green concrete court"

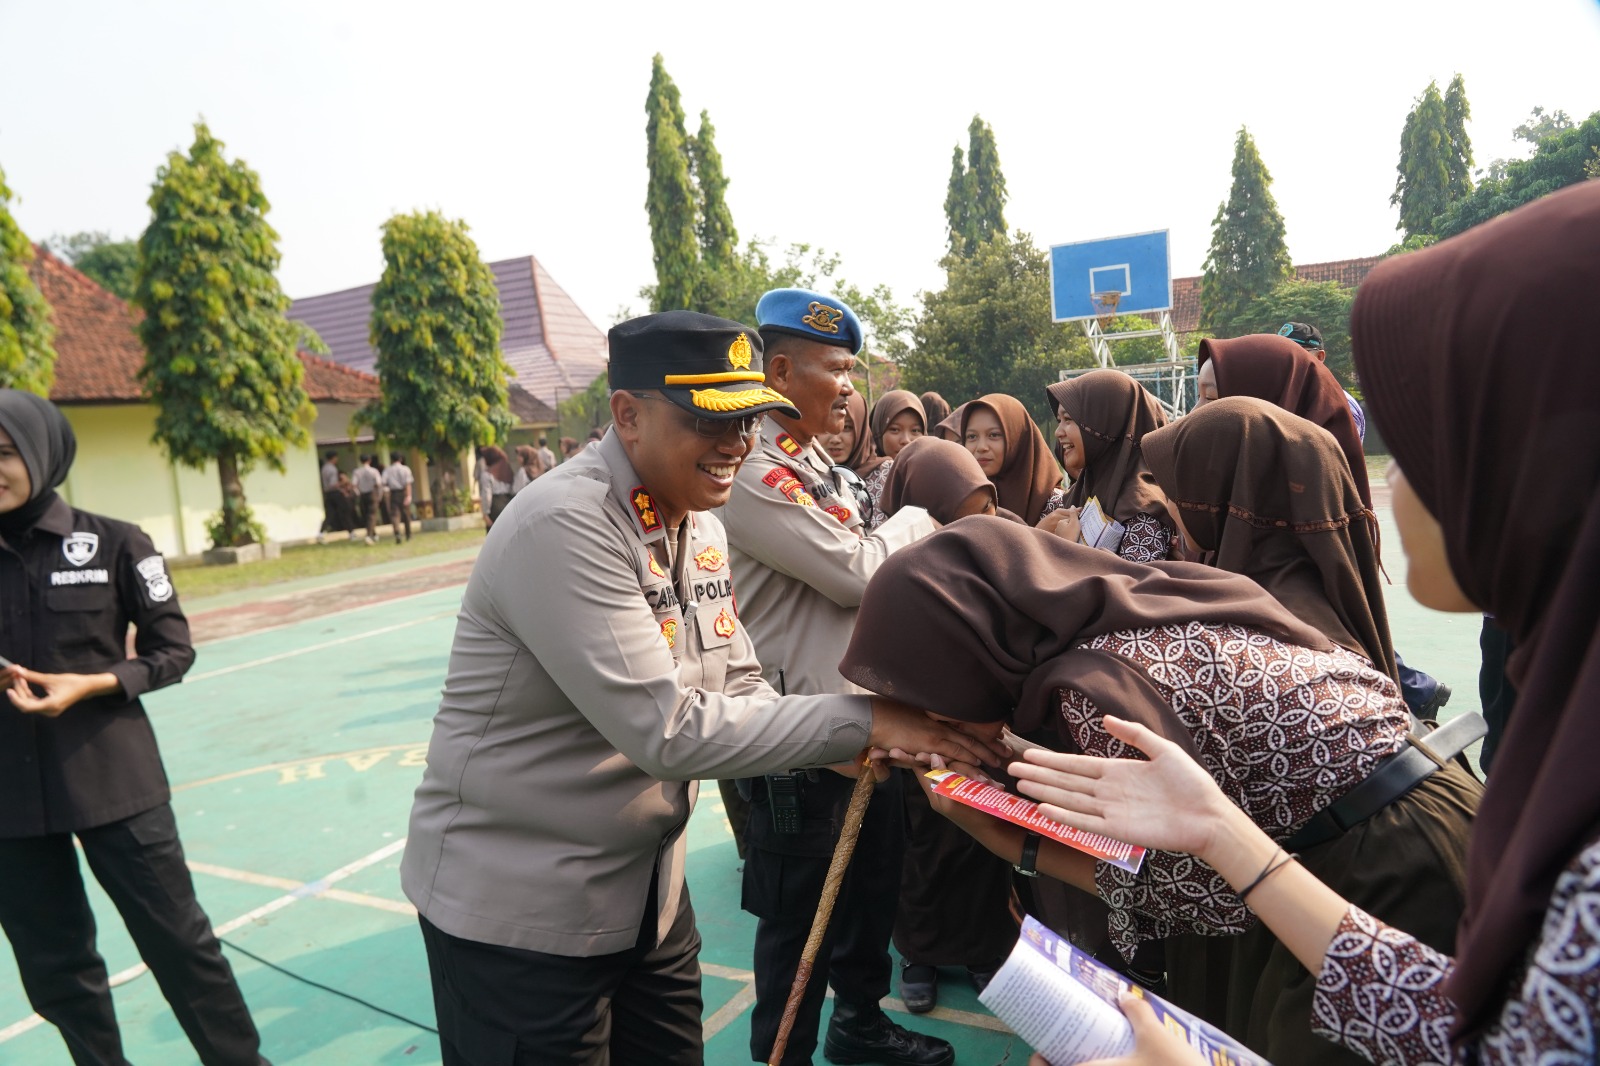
(0, 500), (1487, 1065)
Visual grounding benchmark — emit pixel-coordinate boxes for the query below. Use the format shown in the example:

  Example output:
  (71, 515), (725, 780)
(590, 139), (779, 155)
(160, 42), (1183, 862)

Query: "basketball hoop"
(1089, 289), (1123, 331)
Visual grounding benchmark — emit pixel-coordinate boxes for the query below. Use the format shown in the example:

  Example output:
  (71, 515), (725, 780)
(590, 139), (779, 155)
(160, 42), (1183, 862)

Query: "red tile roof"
(1164, 256), (1385, 334)
(26, 246), (379, 405)
(287, 254), (609, 417)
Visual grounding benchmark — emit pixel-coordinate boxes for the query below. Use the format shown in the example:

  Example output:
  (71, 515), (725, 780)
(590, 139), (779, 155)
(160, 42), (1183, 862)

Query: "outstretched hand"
(867, 698), (1010, 772)
(1009, 715), (1234, 860)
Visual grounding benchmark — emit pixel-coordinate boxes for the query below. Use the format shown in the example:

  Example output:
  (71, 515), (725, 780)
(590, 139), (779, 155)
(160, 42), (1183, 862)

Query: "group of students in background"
(474, 438), (557, 530)
(780, 185), (1600, 1065)
(318, 451), (414, 545)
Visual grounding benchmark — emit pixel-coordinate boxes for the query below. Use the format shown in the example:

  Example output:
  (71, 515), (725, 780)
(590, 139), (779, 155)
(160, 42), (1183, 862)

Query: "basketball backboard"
(1048, 230), (1173, 324)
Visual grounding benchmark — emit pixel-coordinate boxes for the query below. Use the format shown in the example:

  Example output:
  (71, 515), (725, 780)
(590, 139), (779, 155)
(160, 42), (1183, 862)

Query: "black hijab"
(0, 390), (76, 534)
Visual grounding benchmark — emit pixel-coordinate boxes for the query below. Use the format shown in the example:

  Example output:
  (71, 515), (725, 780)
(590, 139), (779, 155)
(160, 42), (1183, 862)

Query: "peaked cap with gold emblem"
(755, 288), (864, 355)
(608, 310), (800, 420)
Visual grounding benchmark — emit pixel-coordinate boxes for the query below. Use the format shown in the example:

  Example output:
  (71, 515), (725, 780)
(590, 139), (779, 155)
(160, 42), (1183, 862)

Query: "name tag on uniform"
(51, 568), (110, 586)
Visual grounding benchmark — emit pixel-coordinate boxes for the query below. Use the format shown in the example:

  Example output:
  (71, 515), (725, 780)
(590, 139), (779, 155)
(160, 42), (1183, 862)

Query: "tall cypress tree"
(943, 145), (972, 256)
(689, 110), (736, 270)
(966, 116), (1008, 247)
(1443, 74), (1475, 202)
(1392, 82), (1453, 238)
(136, 122), (313, 547)
(644, 55), (699, 311)
(1200, 127), (1293, 334)
(0, 165), (57, 395)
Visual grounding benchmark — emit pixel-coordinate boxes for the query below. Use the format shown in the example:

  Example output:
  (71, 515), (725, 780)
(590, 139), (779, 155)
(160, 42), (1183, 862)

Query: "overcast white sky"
(3, 0), (1598, 330)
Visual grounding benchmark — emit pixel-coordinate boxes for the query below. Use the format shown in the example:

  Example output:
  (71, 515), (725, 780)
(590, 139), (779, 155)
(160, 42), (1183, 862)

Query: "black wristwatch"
(1014, 832), (1041, 878)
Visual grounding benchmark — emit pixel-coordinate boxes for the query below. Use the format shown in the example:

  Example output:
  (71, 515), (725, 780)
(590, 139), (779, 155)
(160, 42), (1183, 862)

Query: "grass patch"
(171, 527), (485, 601)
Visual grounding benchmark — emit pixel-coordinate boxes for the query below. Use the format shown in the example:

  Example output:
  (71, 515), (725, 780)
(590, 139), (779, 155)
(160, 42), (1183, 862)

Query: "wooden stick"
(766, 762), (878, 1066)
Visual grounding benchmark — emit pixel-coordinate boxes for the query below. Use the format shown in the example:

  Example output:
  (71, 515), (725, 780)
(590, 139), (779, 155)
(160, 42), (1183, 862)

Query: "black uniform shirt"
(0, 496), (195, 837)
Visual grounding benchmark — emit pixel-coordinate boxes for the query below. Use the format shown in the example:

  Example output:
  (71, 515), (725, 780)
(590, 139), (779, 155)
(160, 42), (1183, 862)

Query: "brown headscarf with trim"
(1142, 397), (1396, 680)
(1045, 370), (1174, 535)
(1352, 181), (1600, 1041)
(880, 437), (997, 526)
(840, 517), (1331, 743)
(920, 391), (951, 429)
(933, 402), (966, 442)
(1198, 334), (1371, 508)
(868, 390), (926, 461)
(840, 390), (887, 477)
(960, 394), (1063, 525)
(480, 446), (513, 485)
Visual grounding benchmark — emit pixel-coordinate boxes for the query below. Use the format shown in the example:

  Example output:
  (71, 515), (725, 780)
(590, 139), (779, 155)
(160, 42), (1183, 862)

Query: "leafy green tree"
(1435, 110), (1600, 238)
(1481, 106), (1578, 182)
(1443, 74), (1475, 202)
(557, 372), (610, 446)
(1224, 279), (1359, 392)
(689, 110), (736, 270)
(135, 122), (313, 547)
(902, 232), (1091, 423)
(368, 209), (513, 500)
(46, 231), (139, 300)
(644, 55), (699, 311)
(943, 117), (1009, 257)
(1392, 82), (1452, 238)
(1200, 127), (1293, 334)
(0, 166), (56, 395)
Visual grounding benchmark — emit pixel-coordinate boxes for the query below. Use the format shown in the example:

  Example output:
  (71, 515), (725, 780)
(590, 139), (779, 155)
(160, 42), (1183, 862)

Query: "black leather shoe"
(1415, 683), (1452, 723)
(824, 1000), (954, 1065)
(899, 962), (938, 1014)
(966, 964), (998, 994)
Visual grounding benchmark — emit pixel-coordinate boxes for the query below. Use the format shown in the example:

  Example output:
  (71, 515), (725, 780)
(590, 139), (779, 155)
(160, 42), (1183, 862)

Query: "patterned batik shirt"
(1037, 486), (1068, 525)
(862, 460), (893, 532)
(1056, 622), (1411, 961)
(1116, 511), (1172, 563)
(1310, 832), (1600, 1066)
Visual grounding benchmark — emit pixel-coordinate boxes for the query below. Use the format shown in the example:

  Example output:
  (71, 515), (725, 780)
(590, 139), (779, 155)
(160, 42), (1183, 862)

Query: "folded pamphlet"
(1079, 497), (1126, 554)
(980, 916), (1271, 1065)
(924, 770), (1146, 874)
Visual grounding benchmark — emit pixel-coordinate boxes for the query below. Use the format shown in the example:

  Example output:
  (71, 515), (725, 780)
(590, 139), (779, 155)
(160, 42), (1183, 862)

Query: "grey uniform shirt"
(401, 431), (872, 956)
(717, 419), (936, 697)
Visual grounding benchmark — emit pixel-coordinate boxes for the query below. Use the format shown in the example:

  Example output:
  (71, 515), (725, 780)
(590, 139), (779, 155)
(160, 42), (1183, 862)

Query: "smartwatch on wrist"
(1014, 831), (1042, 877)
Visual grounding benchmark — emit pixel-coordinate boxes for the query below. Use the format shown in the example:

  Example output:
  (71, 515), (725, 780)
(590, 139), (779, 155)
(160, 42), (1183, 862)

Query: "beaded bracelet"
(1237, 848), (1299, 902)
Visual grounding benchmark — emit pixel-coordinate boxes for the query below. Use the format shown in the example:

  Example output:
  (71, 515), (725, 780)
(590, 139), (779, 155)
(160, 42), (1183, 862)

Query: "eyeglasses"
(632, 394), (764, 440)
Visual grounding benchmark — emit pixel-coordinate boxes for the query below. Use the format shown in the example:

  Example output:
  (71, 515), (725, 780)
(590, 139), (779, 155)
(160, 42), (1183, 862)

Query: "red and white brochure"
(925, 770), (1147, 874)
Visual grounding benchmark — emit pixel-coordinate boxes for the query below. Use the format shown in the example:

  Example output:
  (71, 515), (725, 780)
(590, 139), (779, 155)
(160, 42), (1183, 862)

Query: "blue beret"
(755, 288), (864, 355)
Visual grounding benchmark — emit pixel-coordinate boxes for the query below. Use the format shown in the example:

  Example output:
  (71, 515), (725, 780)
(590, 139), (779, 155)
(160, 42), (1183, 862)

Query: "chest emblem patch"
(63, 532), (99, 567)
(776, 433), (803, 457)
(661, 618), (679, 649)
(693, 545), (726, 572)
(824, 504), (851, 525)
(630, 486), (662, 534)
(713, 607), (737, 638)
(647, 555), (666, 579)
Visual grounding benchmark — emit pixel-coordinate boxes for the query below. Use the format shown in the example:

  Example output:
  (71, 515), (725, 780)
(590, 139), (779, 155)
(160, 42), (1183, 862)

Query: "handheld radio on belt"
(765, 667), (810, 834)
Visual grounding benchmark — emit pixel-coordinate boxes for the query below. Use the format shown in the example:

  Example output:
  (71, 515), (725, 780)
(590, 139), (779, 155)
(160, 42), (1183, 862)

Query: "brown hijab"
(1352, 181), (1600, 1041)
(480, 446), (513, 485)
(840, 391), (887, 477)
(880, 437), (997, 525)
(1142, 397), (1396, 680)
(920, 391), (951, 429)
(1045, 370), (1174, 532)
(933, 402), (966, 442)
(868, 390), (926, 461)
(840, 517), (1331, 742)
(1198, 334), (1371, 508)
(960, 394), (1063, 524)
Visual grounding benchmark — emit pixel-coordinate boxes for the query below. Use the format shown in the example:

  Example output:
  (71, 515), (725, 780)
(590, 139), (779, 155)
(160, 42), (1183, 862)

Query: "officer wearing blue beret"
(718, 291), (954, 1066)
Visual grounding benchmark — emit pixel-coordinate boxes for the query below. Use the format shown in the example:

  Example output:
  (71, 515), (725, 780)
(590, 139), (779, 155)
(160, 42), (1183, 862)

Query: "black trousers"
(0, 804), (265, 1066)
(742, 773), (905, 1066)
(418, 882), (703, 1065)
(389, 488), (411, 540)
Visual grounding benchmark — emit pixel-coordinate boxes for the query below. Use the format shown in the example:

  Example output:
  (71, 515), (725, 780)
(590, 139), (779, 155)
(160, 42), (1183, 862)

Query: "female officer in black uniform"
(0, 391), (266, 1065)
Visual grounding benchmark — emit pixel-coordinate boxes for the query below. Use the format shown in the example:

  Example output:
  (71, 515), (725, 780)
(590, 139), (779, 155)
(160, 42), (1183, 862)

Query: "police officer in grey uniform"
(719, 290), (950, 1066)
(401, 312), (1001, 1066)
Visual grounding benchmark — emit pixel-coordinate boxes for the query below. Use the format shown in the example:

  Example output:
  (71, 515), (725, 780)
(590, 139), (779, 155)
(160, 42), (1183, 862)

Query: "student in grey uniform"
(719, 289), (949, 1066)
(400, 312), (1001, 1066)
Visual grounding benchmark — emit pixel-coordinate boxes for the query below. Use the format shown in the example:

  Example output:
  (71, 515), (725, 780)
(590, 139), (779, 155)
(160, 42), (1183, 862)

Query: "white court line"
(185, 611), (457, 683)
(195, 581), (467, 648)
(0, 839), (408, 1046)
(187, 860), (418, 916)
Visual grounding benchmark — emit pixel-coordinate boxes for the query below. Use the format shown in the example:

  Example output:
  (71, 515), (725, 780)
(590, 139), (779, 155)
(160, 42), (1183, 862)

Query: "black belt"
(1285, 712), (1487, 851)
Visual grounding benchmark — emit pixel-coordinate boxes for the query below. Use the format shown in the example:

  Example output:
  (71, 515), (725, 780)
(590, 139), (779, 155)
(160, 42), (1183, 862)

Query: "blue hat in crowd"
(755, 288), (864, 355)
